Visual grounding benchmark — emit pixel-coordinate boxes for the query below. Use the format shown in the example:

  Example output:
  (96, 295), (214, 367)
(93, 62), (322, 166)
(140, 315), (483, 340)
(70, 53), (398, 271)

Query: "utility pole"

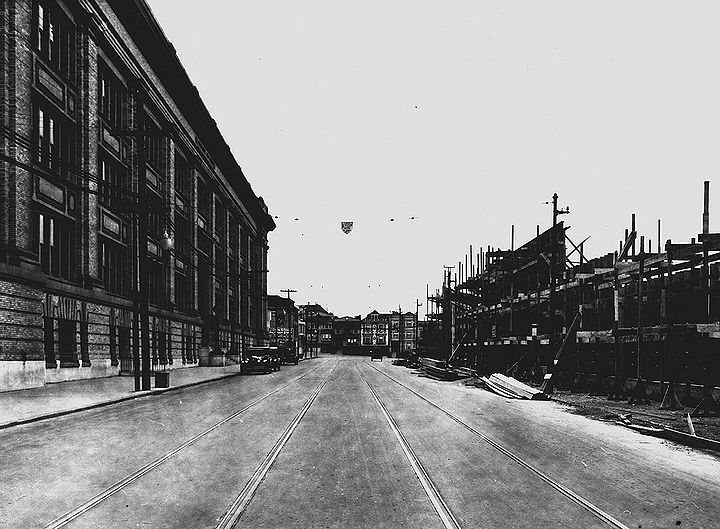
(398, 304), (403, 357)
(280, 288), (297, 299)
(415, 298), (422, 352)
(134, 87), (151, 392)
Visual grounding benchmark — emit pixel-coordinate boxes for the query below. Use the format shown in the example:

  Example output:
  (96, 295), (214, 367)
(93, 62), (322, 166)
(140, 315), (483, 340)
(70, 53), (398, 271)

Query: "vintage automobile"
(243, 346), (281, 374)
(279, 344), (299, 365)
(370, 349), (383, 362)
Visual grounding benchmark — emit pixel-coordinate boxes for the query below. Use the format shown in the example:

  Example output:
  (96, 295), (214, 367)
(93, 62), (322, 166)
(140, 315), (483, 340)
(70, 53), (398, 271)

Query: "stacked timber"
(419, 358), (460, 381)
(481, 373), (547, 400)
(454, 366), (478, 379)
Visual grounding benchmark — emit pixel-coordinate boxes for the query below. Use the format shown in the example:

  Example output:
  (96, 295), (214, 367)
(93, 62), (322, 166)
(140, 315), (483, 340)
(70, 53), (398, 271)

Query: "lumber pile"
(418, 358), (460, 381)
(481, 373), (548, 400)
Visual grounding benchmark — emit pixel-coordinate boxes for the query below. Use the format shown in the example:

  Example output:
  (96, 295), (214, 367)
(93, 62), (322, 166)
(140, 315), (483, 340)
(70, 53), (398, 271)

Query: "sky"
(145, 0), (720, 318)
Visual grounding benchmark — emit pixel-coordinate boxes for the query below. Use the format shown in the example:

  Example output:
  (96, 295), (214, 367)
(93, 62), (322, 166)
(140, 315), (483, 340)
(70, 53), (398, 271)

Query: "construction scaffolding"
(427, 183), (720, 415)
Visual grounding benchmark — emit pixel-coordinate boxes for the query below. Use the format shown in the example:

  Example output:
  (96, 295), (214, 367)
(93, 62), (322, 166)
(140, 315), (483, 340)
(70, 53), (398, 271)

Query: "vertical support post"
(510, 225), (515, 336)
(630, 237), (650, 403)
(609, 250), (624, 400)
(692, 181), (720, 415)
(550, 194), (558, 349)
(660, 238), (683, 409)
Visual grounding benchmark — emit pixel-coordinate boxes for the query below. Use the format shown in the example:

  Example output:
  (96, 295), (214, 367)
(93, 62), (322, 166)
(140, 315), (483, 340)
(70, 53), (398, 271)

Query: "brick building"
(0, 0), (274, 391)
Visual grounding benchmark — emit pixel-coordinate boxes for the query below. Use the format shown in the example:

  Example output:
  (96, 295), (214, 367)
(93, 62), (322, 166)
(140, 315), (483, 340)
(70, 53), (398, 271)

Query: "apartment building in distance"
(0, 0), (275, 390)
(361, 310), (390, 356)
(333, 315), (361, 355)
(389, 311), (417, 356)
(299, 304), (333, 356)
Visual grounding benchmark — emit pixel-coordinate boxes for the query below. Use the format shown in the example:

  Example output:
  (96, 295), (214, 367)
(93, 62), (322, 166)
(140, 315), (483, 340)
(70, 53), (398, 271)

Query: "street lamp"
(159, 229), (173, 251)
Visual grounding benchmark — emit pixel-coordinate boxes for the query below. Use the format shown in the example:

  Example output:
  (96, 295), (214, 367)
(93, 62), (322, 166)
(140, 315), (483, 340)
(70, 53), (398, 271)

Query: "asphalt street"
(2, 356), (719, 528)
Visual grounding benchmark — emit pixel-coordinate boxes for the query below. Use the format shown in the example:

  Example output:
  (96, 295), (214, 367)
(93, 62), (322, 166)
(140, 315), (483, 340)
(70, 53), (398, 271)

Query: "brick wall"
(0, 0), (270, 390)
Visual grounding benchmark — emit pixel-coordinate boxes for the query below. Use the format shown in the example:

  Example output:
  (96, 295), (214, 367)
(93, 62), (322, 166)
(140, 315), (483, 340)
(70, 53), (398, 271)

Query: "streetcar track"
(357, 367), (462, 529)
(365, 361), (631, 529)
(216, 361), (339, 529)
(43, 360), (331, 529)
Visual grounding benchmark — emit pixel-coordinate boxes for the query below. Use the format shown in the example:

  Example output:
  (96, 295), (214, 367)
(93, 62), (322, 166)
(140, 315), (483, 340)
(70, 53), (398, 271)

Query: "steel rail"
(358, 368), (462, 529)
(366, 362), (631, 529)
(216, 361), (339, 529)
(43, 361), (330, 529)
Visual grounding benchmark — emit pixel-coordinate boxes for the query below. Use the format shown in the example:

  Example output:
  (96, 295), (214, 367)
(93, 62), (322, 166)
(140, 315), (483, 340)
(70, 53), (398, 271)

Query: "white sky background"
(146, 0), (720, 318)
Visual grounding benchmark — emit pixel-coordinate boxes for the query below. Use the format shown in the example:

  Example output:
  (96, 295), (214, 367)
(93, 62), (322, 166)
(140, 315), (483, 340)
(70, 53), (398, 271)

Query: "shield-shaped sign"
(341, 221), (353, 234)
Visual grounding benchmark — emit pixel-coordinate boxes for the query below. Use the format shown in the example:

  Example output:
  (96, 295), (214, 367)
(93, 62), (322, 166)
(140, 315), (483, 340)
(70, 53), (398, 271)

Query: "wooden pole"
(630, 236), (650, 403)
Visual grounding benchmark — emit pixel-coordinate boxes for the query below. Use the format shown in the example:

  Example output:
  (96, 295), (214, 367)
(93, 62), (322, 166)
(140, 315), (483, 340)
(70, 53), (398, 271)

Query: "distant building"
(389, 311), (417, 356)
(361, 311), (390, 355)
(299, 304), (334, 356)
(267, 295), (298, 353)
(333, 316), (362, 355)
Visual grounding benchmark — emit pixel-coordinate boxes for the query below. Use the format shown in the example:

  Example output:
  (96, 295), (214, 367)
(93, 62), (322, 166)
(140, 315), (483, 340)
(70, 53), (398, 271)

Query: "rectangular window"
(58, 318), (78, 367)
(35, 0), (75, 78)
(174, 150), (192, 198)
(145, 118), (164, 174)
(198, 256), (211, 318)
(174, 214), (190, 259)
(214, 198), (226, 237)
(99, 156), (127, 211)
(34, 211), (72, 279)
(98, 61), (126, 130)
(100, 238), (128, 295)
(34, 101), (73, 177)
(197, 178), (210, 223)
(147, 260), (164, 307)
(175, 272), (190, 313)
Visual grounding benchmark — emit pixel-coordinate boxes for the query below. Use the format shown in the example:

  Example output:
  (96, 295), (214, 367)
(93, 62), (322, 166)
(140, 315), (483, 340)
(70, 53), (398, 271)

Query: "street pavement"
(1, 355), (719, 528)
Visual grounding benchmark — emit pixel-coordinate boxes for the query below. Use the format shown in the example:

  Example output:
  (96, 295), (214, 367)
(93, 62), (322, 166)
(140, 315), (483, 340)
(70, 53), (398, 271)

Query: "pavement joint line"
(358, 366), (462, 529)
(41, 362), (330, 529)
(0, 359), (330, 431)
(367, 362), (632, 529)
(216, 360), (340, 529)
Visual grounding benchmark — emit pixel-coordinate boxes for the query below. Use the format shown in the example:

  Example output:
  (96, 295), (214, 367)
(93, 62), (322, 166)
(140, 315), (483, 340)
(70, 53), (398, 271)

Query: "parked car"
(243, 346), (281, 374)
(242, 353), (273, 374)
(279, 344), (299, 365)
(370, 349), (383, 362)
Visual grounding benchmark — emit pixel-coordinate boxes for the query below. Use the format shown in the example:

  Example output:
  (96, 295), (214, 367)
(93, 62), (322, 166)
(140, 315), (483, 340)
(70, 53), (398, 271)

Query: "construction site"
(424, 182), (720, 417)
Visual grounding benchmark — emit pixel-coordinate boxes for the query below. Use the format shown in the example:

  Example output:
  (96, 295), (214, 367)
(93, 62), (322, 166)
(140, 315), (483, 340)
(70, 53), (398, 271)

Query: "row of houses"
(267, 299), (420, 357)
(0, 0), (274, 391)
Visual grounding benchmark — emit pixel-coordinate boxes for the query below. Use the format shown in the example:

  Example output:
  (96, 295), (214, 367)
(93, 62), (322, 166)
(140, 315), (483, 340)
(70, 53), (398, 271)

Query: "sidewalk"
(0, 365), (244, 430)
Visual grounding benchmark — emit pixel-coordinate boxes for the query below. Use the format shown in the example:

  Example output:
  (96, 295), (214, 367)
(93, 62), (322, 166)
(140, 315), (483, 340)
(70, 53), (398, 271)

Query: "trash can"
(155, 371), (170, 388)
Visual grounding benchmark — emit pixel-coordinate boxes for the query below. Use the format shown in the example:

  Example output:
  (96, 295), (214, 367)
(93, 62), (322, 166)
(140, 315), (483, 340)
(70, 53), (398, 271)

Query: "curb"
(0, 370), (243, 431)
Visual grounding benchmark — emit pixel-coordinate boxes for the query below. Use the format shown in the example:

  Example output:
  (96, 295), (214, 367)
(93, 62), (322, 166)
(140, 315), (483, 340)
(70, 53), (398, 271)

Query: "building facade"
(299, 304), (333, 356)
(389, 311), (417, 356)
(267, 295), (297, 353)
(333, 315), (361, 355)
(0, 0), (274, 391)
(361, 310), (389, 355)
